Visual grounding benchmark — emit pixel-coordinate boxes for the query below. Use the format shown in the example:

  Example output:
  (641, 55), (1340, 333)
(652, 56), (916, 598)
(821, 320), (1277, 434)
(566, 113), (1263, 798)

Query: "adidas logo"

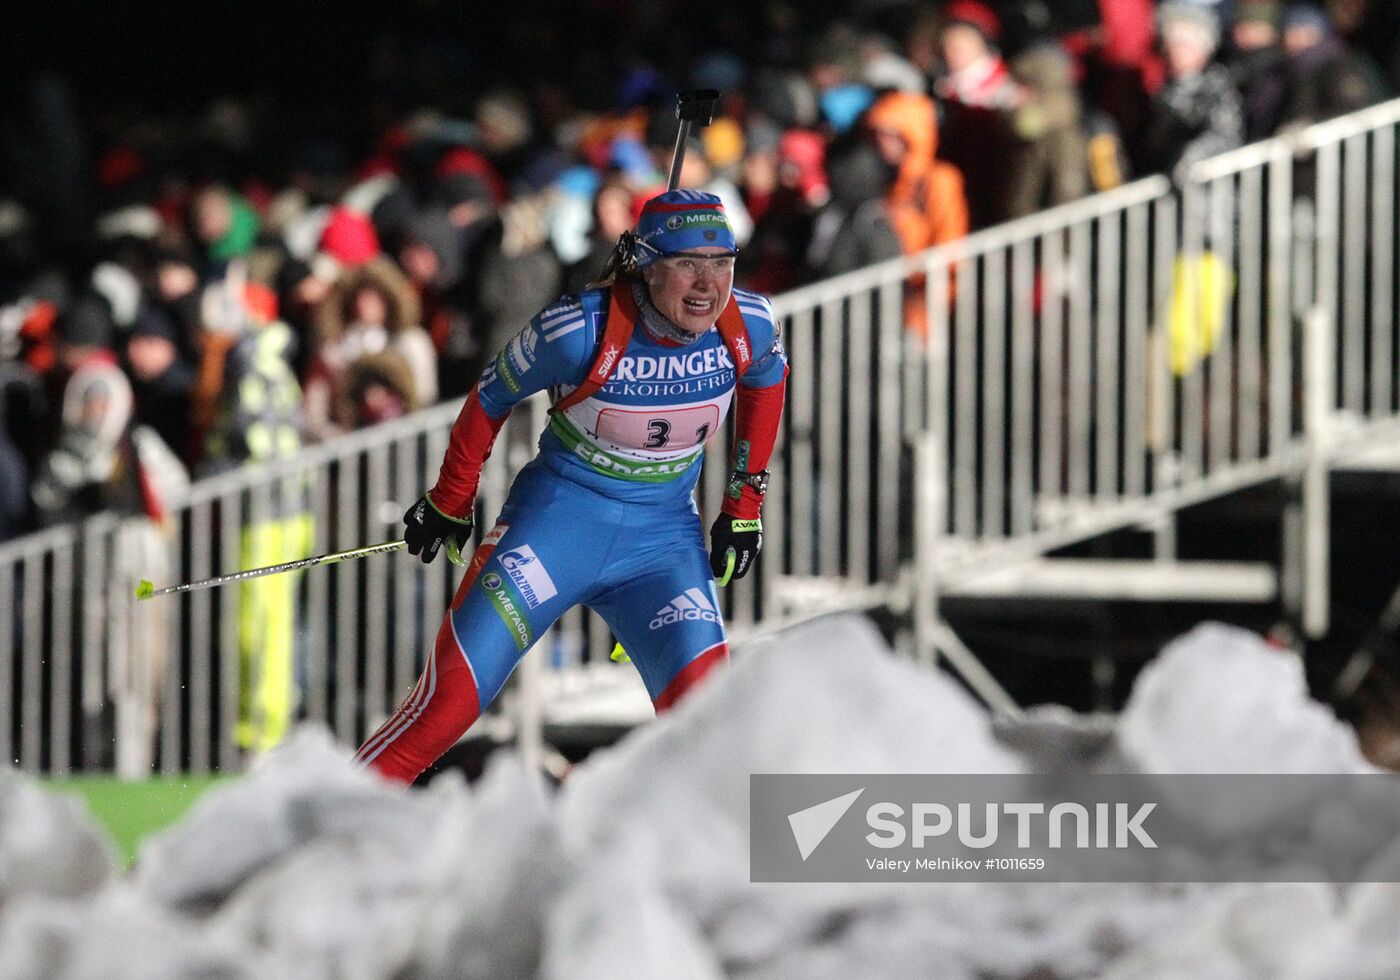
(649, 588), (720, 630)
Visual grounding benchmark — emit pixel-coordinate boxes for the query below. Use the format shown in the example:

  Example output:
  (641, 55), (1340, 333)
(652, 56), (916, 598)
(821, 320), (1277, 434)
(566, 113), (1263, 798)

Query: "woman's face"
(940, 24), (986, 74)
(594, 186), (633, 241)
(1232, 20), (1277, 53)
(870, 125), (907, 168)
(127, 335), (177, 381)
(1163, 28), (1212, 78)
(352, 286), (389, 326)
(643, 247), (736, 334)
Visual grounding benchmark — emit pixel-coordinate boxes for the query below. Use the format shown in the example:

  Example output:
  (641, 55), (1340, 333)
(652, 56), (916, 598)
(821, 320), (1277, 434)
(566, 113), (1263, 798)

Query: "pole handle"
(665, 89), (721, 191)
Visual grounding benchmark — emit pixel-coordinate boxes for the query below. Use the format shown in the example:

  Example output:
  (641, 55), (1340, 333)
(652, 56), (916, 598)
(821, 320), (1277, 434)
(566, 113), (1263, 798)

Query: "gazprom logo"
(498, 545), (558, 609)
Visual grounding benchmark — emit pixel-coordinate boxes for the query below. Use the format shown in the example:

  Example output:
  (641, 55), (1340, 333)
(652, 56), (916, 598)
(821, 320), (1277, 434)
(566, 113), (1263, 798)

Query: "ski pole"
(592, 89), (722, 285)
(135, 540), (406, 600)
(605, 88), (731, 657)
(666, 89), (721, 191)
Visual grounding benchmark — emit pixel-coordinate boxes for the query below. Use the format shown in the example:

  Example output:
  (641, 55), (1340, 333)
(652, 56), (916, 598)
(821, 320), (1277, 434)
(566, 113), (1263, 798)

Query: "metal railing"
(7, 97), (1400, 775)
(906, 98), (1400, 588)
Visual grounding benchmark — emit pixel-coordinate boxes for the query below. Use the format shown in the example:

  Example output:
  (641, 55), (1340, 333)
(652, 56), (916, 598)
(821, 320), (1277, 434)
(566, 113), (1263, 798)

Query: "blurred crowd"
(2, 0), (1398, 543)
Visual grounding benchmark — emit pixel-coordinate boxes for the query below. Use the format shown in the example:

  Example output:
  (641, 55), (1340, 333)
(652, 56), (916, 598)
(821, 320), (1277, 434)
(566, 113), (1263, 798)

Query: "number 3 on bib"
(594, 404), (723, 453)
(645, 418), (672, 449)
(645, 418), (715, 449)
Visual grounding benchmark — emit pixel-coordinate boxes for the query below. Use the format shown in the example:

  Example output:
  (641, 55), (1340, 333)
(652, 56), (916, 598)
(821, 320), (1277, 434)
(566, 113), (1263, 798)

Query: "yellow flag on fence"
(1168, 252), (1235, 377)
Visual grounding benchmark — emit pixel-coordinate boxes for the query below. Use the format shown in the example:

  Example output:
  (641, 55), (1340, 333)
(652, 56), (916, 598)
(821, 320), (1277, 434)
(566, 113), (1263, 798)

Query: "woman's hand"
(403, 493), (474, 565)
(709, 515), (762, 585)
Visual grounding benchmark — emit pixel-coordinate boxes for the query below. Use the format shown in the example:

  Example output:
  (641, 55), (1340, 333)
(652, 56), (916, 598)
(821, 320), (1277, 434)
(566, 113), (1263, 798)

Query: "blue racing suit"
(356, 283), (787, 781)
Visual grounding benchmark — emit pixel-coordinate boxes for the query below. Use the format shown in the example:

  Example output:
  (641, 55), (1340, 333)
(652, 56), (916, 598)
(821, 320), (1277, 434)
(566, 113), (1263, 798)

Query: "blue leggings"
(460, 458), (728, 706)
(357, 458), (728, 782)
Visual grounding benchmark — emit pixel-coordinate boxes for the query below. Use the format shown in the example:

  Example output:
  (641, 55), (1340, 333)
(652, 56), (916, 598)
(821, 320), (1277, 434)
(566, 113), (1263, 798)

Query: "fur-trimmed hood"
(314, 257), (422, 345)
(336, 347), (420, 427)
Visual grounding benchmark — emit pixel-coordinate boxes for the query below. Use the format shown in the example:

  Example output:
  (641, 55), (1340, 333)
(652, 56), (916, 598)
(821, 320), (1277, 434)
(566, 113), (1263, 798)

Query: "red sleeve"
(428, 388), (509, 518)
(722, 375), (786, 520)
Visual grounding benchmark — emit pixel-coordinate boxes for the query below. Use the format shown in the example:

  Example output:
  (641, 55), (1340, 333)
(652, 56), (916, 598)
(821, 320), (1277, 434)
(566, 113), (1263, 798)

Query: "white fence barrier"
(7, 98), (1400, 775)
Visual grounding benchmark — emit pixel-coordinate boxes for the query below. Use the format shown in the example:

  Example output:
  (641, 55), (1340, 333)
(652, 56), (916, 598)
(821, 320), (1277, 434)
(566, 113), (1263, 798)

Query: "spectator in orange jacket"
(864, 91), (970, 258)
(864, 91), (969, 337)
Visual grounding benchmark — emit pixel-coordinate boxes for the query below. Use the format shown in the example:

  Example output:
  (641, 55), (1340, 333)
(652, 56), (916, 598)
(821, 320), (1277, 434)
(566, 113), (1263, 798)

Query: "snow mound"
(1120, 623), (1371, 774)
(0, 777), (113, 912)
(134, 726), (418, 912)
(1117, 623), (1381, 840)
(561, 613), (1021, 855)
(0, 887), (298, 980)
(540, 842), (724, 980)
(1099, 882), (1340, 980)
(993, 705), (1121, 773)
(406, 755), (565, 980)
(134, 729), (564, 979)
(0, 615), (1396, 979)
(547, 614), (1026, 976)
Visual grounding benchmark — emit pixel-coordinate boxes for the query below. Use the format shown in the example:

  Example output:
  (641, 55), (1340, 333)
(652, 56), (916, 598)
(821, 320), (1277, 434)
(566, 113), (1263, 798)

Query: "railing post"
(515, 395), (550, 774)
(913, 430), (941, 670)
(1301, 306), (1332, 639)
(517, 624), (545, 779)
(1267, 148), (1294, 456)
(114, 521), (156, 779)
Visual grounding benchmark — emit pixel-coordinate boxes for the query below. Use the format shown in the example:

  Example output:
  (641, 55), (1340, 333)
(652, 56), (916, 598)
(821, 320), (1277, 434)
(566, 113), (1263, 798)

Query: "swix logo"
(596, 343), (622, 377)
(732, 334), (750, 361)
(649, 588), (720, 630)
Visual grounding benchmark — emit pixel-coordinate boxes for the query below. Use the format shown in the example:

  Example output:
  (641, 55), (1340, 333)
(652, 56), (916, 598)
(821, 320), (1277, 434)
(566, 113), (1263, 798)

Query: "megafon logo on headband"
(663, 212), (727, 230)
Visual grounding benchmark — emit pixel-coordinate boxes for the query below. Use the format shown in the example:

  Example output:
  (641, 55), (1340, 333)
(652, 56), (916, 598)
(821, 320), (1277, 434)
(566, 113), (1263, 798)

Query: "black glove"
(403, 493), (474, 565)
(709, 515), (762, 584)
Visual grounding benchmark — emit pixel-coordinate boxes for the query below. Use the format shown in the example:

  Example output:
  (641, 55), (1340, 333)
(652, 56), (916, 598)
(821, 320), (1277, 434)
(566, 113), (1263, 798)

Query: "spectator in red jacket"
(740, 129), (830, 295)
